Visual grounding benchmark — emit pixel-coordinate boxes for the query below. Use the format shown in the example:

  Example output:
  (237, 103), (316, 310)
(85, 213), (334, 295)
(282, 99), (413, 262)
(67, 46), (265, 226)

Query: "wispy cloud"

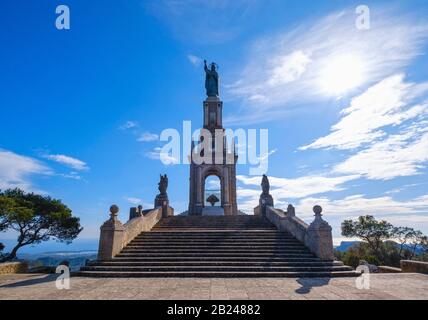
(145, 147), (179, 165)
(237, 174), (360, 199)
(44, 154), (89, 171)
(206, 178), (221, 190)
(137, 132), (159, 142)
(119, 120), (139, 130)
(60, 172), (82, 180)
(145, 0), (263, 44)
(187, 54), (203, 67)
(295, 194), (428, 222)
(301, 74), (428, 150)
(333, 120), (428, 180)
(0, 150), (52, 191)
(226, 8), (428, 124)
(124, 197), (143, 205)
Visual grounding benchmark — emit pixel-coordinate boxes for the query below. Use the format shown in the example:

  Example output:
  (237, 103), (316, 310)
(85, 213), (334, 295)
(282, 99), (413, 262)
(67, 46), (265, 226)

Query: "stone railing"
(265, 205), (335, 261)
(97, 205), (165, 261)
(401, 260), (428, 274)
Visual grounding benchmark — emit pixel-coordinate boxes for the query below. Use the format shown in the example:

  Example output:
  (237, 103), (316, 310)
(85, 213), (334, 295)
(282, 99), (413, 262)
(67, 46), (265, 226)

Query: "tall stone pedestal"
(305, 206), (334, 260)
(98, 205), (125, 261)
(155, 194), (174, 218)
(188, 96), (238, 216)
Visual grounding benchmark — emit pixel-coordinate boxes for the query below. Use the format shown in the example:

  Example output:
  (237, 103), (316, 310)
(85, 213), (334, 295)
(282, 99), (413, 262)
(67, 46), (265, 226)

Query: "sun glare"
(319, 54), (366, 96)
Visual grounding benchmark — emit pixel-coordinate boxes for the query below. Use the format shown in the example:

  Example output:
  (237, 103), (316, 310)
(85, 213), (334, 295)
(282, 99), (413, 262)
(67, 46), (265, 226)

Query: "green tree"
(392, 226), (417, 258)
(341, 215), (393, 262)
(0, 189), (82, 262)
(407, 230), (427, 260)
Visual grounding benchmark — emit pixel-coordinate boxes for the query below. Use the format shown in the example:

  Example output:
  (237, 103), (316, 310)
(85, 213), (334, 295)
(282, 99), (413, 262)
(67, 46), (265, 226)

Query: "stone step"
(89, 261), (345, 267)
(125, 244), (306, 248)
(110, 256), (324, 262)
(153, 227), (275, 233)
(135, 233), (294, 238)
(146, 228), (280, 232)
(81, 265), (353, 272)
(129, 240), (303, 245)
(135, 235), (295, 240)
(122, 246), (309, 254)
(153, 223), (275, 226)
(125, 246), (307, 251)
(157, 216), (271, 221)
(81, 215), (359, 278)
(116, 252), (316, 258)
(77, 270), (360, 278)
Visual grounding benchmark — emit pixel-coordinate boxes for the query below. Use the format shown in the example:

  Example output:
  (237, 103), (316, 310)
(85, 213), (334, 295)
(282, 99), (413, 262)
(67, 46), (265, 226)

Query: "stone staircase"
(79, 215), (358, 277)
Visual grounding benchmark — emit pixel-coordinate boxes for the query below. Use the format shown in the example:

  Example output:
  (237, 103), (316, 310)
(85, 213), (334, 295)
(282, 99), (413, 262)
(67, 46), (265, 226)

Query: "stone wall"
(378, 266), (402, 273)
(0, 262), (28, 274)
(122, 208), (163, 248)
(98, 207), (163, 261)
(265, 206), (335, 261)
(401, 260), (428, 274)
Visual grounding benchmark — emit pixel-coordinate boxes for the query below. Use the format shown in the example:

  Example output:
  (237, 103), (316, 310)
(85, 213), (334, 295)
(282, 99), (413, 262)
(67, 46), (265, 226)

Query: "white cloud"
(268, 50), (312, 86)
(119, 121), (139, 130)
(124, 197), (143, 205)
(145, 147), (179, 165)
(0, 150), (52, 191)
(293, 194), (428, 237)
(187, 54), (203, 67)
(296, 194), (428, 218)
(60, 172), (82, 180)
(333, 123), (428, 180)
(206, 179), (220, 190)
(137, 132), (159, 142)
(237, 173), (359, 199)
(226, 9), (428, 124)
(302, 74), (428, 150)
(44, 154), (89, 171)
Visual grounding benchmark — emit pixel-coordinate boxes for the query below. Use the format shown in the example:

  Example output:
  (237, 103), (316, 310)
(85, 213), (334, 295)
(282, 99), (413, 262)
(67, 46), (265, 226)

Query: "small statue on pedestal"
(155, 174), (169, 208)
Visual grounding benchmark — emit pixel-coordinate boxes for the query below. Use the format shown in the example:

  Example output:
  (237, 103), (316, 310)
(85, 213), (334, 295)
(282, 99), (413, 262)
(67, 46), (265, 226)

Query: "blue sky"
(1, 0), (428, 251)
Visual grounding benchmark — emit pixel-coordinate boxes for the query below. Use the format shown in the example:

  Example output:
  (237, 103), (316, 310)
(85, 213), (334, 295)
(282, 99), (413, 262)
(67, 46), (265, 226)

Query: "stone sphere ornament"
(313, 205), (323, 216)
(110, 205), (119, 215)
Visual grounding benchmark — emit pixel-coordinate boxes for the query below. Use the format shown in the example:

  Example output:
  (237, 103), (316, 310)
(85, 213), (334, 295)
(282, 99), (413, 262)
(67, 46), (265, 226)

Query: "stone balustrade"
(265, 205), (335, 261)
(401, 260), (428, 274)
(98, 205), (165, 261)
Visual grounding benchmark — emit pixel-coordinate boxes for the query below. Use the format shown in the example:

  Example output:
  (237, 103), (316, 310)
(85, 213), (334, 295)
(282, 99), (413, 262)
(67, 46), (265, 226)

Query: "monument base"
(202, 206), (225, 216)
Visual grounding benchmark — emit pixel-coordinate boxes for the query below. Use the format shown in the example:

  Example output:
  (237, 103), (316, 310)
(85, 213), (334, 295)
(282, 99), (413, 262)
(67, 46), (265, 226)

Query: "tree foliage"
(340, 215), (427, 267)
(342, 215), (393, 259)
(0, 188), (82, 262)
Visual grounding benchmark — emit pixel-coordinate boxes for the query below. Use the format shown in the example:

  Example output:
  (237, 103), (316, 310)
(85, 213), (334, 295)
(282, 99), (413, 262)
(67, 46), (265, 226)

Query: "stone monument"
(254, 175), (274, 216)
(188, 61), (238, 215)
(155, 174), (173, 217)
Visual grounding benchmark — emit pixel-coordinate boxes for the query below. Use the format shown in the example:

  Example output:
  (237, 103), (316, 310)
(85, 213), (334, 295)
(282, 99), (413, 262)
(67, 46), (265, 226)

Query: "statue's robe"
(205, 68), (219, 97)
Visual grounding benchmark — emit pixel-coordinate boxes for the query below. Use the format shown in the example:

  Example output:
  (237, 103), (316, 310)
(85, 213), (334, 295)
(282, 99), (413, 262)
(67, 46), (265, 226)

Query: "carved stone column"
(98, 205), (125, 261)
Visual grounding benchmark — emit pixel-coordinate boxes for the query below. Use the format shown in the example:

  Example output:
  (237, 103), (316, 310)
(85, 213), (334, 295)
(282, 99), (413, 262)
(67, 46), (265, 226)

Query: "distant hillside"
(335, 241), (361, 252)
(335, 240), (425, 254)
(19, 251), (97, 271)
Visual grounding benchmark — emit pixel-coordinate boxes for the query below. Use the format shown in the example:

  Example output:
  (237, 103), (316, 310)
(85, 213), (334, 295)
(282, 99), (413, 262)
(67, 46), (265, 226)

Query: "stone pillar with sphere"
(306, 205), (335, 261)
(98, 205), (125, 261)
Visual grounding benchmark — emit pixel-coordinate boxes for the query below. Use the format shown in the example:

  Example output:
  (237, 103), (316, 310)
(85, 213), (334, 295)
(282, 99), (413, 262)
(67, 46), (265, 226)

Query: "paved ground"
(0, 273), (427, 300)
